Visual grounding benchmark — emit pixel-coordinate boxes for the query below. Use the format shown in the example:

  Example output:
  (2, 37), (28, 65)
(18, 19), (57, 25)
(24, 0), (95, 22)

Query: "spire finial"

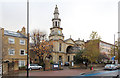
(55, 5), (58, 9)
(54, 5), (59, 14)
(70, 35), (71, 38)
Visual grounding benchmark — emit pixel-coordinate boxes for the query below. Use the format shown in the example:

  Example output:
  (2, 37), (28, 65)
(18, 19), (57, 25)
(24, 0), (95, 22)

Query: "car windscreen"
(30, 64), (36, 66)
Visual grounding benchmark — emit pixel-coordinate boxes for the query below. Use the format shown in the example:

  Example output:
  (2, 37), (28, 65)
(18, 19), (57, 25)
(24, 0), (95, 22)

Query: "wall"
(0, 28), (2, 75)
(3, 35), (27, 63)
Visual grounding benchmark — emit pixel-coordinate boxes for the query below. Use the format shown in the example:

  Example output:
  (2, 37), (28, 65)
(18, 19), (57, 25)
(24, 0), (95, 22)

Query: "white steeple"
(49, 5), (64, 40)
(52, 5), (61, 27)
(54, 5), (59, 18)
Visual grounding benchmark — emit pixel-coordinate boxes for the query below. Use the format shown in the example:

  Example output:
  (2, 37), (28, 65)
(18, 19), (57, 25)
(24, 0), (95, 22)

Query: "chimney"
(1, 28), (4, 37)
(17, 30), (20, 33)
(21, 27), (26, 36)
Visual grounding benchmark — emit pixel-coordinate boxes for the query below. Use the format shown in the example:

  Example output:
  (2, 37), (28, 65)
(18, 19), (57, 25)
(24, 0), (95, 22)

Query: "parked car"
(28, 64), (42, 70)
(117, 64), (120, 69)
(104, 64), (117, 70)
(64, 62), (69, 66)
(115, 64), (120, 69)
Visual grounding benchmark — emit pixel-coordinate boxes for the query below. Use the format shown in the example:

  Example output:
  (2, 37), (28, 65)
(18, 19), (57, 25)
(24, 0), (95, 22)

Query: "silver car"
(28, 64), (42, 70)
(104, 64), (117, 70)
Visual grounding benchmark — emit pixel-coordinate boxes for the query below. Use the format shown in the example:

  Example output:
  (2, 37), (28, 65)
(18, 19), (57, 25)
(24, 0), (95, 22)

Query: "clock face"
(58, 30), (61, 34)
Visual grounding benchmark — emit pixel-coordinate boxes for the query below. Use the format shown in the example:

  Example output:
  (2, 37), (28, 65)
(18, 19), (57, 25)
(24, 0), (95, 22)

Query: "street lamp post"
(114, 34), (115, 64)
(118, 32), (120, 64)
(27, 0), (29, 77)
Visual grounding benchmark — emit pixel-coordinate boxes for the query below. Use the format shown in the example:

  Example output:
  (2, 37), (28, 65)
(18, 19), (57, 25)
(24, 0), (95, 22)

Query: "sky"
(0, 0), (119, 44)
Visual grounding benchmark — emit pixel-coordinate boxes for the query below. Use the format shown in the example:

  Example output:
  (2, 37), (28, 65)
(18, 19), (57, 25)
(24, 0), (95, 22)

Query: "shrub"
(19, 66), (26, 70)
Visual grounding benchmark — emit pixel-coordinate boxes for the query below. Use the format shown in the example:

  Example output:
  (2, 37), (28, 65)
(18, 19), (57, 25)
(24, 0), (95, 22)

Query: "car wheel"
(29, 68), (32, 70)
(39, 67), (42, 70)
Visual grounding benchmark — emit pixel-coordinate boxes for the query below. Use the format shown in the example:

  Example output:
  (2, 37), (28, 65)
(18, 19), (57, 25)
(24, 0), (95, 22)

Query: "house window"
(20, 40), (25, 45)
(8, 38), (15, 44)
(59, 43), (61, 51)
(19, 60), (25, 67)
(20, 49), (25, 55)
(9, 49), (15, 55)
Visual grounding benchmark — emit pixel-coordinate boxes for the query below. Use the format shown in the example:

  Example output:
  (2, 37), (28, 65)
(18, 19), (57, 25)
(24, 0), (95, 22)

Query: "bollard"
(91, 67), (93, 70)
(90, 66), (93, 70)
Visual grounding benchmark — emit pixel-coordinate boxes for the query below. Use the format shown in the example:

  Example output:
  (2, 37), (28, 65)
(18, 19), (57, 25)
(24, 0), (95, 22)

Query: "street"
(3, 66), (120, 78)
(78, 69), (120, 78)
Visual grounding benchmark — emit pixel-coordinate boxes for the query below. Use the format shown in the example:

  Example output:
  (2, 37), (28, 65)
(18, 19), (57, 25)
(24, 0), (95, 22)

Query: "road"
(76, 69), (120, 78)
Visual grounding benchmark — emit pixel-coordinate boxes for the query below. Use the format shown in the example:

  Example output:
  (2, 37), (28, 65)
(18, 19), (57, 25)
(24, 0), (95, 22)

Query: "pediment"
(65, 38), (75, 44)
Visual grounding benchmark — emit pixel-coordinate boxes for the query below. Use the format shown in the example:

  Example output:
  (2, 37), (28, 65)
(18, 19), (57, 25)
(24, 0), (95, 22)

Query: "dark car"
(64, 62), (69, 66)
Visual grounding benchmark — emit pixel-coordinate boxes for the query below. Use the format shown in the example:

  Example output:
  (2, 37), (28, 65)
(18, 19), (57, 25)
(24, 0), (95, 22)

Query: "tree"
(30, 30), (53, 65)
(97, 53), (109, 63)
(75, 50), (84, 64)
(118, 38), (120, 63)
(83, 31), (101, 64)
(110, 41), (118, 60)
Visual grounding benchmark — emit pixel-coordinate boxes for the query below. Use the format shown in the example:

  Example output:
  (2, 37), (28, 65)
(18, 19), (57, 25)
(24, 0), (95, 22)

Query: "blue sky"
(0, 0), (119, 44)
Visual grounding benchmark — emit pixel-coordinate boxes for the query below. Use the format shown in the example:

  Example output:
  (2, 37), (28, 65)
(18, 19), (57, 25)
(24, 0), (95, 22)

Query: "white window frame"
(20, 49), (25, 55)
(19, 60), (25, 67)
(8, 49), (15, 55)
(20, 39), (25, 45)
(8, 38), (15, 44)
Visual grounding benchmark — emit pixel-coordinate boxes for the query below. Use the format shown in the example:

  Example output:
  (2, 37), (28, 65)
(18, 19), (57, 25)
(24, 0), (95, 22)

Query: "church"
(48, 5), (85, 65)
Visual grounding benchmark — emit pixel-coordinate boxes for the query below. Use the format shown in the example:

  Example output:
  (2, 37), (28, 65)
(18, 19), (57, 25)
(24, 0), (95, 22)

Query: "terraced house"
(0, 27), (27, 74)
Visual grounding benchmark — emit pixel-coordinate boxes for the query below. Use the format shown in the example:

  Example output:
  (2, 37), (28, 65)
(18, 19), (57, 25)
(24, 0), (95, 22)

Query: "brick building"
(0, 27), (27, 74)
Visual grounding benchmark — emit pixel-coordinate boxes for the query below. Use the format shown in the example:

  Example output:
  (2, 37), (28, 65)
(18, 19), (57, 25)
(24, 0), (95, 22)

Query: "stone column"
(45, 60), (50, 71)
(3, 63), (8, 75)
(14, 62), (18, 70)
(59, 60), (61, 70)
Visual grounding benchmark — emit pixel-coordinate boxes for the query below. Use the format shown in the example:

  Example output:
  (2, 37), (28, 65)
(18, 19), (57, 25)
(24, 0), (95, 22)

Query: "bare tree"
(30, 30), (53, 65)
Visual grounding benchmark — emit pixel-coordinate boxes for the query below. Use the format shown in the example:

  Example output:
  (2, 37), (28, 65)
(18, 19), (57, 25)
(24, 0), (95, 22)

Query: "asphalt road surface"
(72, 69), (120, 78)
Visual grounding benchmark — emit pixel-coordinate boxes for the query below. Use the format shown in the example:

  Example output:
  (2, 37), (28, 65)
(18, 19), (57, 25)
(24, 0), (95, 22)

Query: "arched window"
(59, 43), (61, 51)
(68, 56), (70, 62)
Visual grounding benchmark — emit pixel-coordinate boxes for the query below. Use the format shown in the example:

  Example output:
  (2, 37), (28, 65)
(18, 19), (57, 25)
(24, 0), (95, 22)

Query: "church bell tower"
(49, 5), (64, 40)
